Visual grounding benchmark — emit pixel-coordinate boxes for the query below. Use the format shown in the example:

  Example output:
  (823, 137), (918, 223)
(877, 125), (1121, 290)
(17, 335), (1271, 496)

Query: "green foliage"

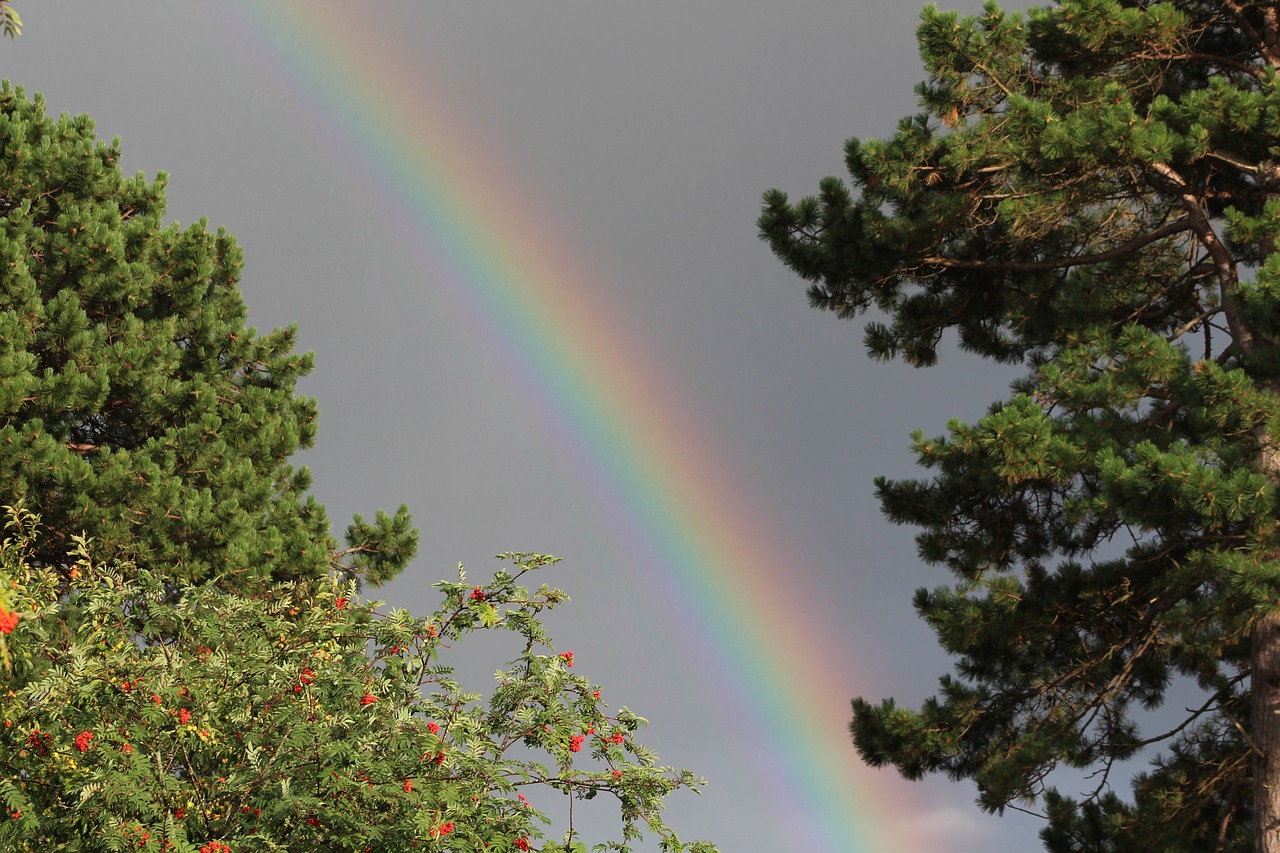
(762, 0), (1280, 848)
(0, 83), (415, 590)
(0, 505), (716, 852)
(0, 3), (19, 39)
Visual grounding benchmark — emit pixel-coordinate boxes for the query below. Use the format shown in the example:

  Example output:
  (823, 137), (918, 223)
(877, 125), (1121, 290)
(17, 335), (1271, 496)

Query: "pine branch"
(921, 217), (1192, 273)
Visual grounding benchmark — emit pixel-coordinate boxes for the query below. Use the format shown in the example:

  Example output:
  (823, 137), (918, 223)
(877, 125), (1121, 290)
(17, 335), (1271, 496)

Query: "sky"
(3, 3), (1057, 850)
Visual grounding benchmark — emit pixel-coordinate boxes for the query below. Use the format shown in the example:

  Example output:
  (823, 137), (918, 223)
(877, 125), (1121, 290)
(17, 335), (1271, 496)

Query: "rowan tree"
(0, 83), (414, 590)
(0, 3), (19, 40)
(760, 2), (1280, 850)
(0, 504), (717, 853)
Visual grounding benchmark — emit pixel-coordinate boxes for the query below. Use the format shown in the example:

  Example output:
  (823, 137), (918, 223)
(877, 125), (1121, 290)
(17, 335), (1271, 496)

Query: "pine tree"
(760, 2), (1280, 850)
(0, 83), (414, 590)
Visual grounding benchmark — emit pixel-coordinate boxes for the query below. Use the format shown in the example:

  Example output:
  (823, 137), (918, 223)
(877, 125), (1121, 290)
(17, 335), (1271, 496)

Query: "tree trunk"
(1255, 610), (1280, 853)
(1255, 3), (1280, 842)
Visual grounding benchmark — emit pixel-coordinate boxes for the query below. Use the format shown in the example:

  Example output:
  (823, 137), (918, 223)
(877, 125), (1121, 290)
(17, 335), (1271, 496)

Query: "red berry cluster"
(427, 721), (440, 735)
(469, 586), (485, 601)
(334, 597), (349, 610)
(514, 838), (530, 851)
(178, 708), (191, 725)
(0, 608), (18, 635)
(569, 734), (585, 753)
(74, 730), (94, 753)
(559, 651), (574, 667)
(430, 820), (455, 838)
(359, 693), (377, 706)
(294, 667), (316, 692)
(25, 730), (52, 756)
(403, 778), (414, 793)
(198, 843), (230, 853)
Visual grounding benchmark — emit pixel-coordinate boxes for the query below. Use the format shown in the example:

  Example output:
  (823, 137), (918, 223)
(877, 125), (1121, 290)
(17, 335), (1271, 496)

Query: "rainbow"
(215, 3), (922, 849)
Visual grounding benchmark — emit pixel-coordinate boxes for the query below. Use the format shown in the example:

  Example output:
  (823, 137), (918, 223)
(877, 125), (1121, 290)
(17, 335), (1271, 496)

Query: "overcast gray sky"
(7, 3), (1054, 850)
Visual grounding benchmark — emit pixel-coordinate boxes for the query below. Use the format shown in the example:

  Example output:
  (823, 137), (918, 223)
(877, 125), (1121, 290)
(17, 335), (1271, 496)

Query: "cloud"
(889, 802), (1002, 852)
(889, 797), (1051, 853)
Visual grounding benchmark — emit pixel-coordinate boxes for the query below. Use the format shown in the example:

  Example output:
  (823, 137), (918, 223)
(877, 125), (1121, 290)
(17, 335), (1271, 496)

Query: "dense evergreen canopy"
(0, 83), (414, 590)
(761, 1), (1280, 850)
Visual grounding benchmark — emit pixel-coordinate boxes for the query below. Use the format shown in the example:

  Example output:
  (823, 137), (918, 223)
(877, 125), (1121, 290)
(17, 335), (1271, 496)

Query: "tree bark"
(1247, 366), (1280, 853)
(1255, 610), (1280, 853)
